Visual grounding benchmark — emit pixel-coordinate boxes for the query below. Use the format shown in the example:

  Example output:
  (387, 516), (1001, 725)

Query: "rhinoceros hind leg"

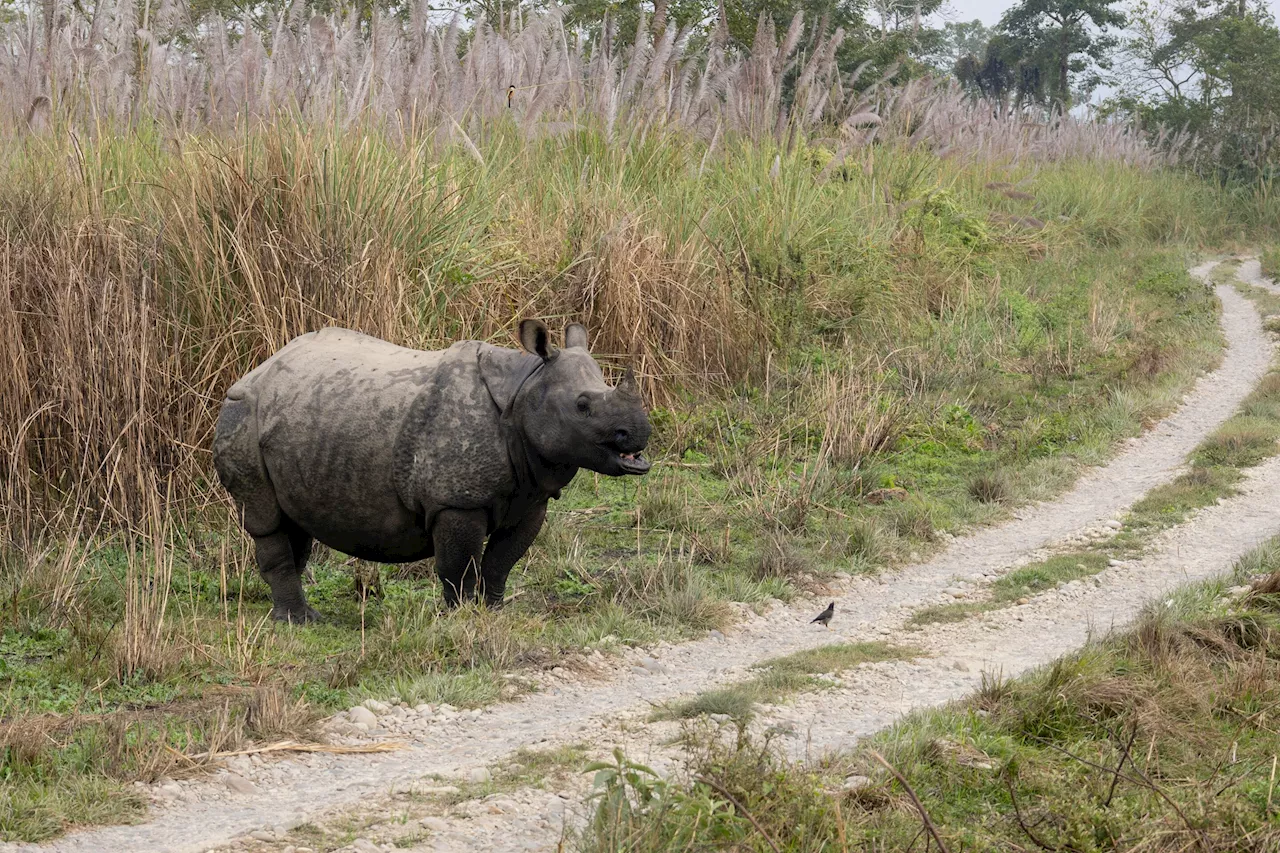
(479, 503), (547, 608)
(254, 520), (321, 624)
(432, 508), (487, 608)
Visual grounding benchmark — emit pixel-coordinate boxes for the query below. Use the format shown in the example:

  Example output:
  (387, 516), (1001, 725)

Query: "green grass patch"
(1262, 246), (1280, 280)
(991, 552), (1111, 601)
(422, 744), (592, 806)
(906, 601), (994, 627)
(908, 552), (1110, 628)
(1193, 415), (1280, 467)
(579, 537), (1280, 852)
(651, 642), (919, 722)
(1127, 464), (1242, 527)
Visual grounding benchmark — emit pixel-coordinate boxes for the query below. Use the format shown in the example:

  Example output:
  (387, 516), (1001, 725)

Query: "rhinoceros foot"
(271, 603), (323, 624)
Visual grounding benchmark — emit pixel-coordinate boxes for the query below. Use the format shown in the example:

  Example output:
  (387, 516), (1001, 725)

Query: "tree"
(996, 0), (1126, 110)
(921, 17), (992, 73)
(954, 31), (1051, 108)
(1107, 0), (1280, 180)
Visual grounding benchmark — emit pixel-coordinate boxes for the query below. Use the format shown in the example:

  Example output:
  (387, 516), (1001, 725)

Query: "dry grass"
(966, 470), (1011, 504)
(0, 0), (1177, 172)
(814, 365), (913, 469)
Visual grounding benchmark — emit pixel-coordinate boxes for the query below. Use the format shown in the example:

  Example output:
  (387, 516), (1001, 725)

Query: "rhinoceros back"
(229, 328), (490, 562)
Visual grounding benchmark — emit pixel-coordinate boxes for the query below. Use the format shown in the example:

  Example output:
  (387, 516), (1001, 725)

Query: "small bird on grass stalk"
(811, 601), (834, 630)
(507, 84), (515, 109)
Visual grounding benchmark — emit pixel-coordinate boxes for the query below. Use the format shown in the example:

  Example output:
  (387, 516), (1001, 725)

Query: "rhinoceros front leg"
(254, 520), (320, 624)
(432, 508), (488, 608)
(479, 502), (548, 608)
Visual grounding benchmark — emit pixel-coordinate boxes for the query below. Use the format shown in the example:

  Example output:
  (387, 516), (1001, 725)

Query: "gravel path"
(8, 259), (1276, 853)
(1240, 256), (1280, 295)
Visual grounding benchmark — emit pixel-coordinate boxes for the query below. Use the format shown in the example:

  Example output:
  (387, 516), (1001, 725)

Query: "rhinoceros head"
(511, 319), (652, 477)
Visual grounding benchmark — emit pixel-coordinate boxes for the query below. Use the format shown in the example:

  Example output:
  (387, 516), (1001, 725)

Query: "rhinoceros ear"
(519, 319), (557, 362)
(616, 366), (640, 398)
(565, 323), (589, 350)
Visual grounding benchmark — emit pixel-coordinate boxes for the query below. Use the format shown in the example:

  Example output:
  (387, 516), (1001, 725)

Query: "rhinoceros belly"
(250, 328), (448, 562)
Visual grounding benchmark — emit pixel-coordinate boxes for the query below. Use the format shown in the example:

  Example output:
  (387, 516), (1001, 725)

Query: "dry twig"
(869, 750), (951, 853)
(695, 774), (782, 853)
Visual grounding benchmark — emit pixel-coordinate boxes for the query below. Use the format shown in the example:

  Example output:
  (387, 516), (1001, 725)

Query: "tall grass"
(2, 0), (1261, 546)
(2, 0), (1179, 167)
(2, 119), (1249, 544)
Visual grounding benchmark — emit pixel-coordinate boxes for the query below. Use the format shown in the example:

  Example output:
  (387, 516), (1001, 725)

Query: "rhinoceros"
(212, 320), (652, 622)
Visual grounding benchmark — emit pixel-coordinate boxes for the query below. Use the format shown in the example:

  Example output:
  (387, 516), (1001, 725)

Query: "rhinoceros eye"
(576, 395), (591, 415)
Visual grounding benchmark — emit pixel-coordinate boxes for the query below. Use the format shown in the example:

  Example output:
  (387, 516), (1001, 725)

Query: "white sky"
(936, 0), (1280, 26)
(931, 0), (1280, 107)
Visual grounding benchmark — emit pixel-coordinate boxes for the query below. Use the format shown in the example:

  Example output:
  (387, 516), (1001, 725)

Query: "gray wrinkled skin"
(212, 320), (651, 621)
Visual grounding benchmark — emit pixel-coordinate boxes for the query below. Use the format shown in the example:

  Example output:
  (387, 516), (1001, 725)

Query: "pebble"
(1108, 559), (1123, 567)
(249, 830), (275, 841)
(467, 766), (492, 784)
(351, 840), (381, 853)
(1105, 520), (1123, 530)
(843, 775), (872, 789)
(543, 798), (567, 821)
(415, 703), (434, 714)
(349, 706), (378, 727)
(363, 699), (390, 715)
(224, 774), (257, 795)
(487, 798), (518, 814)
(420, 816), (450, 831)
(422, 778), (463, 794)
(630, 666), (649, 676)
(710, 629), (725, 641)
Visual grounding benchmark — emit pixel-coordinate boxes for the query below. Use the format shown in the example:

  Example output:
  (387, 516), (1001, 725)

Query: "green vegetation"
(992, 552), (1112, 600)
(1263, 248), (1280, 280)
(279, 744), (590, 851)
(909, 553), (1112, 626)
(578, 538), (1280, 852)
(911, 269), (1280, 629)
(651, 642), (919, 722)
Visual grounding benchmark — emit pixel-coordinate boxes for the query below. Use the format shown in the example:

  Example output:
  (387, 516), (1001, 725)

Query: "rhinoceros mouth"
(616, 450), (651, 474)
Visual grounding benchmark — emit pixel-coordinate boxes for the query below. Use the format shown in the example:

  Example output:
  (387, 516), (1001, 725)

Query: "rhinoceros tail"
(213, 389), (283, 538)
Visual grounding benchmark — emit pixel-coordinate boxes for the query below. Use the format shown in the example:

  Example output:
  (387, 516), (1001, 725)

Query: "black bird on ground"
(811, 601), (835, 629)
